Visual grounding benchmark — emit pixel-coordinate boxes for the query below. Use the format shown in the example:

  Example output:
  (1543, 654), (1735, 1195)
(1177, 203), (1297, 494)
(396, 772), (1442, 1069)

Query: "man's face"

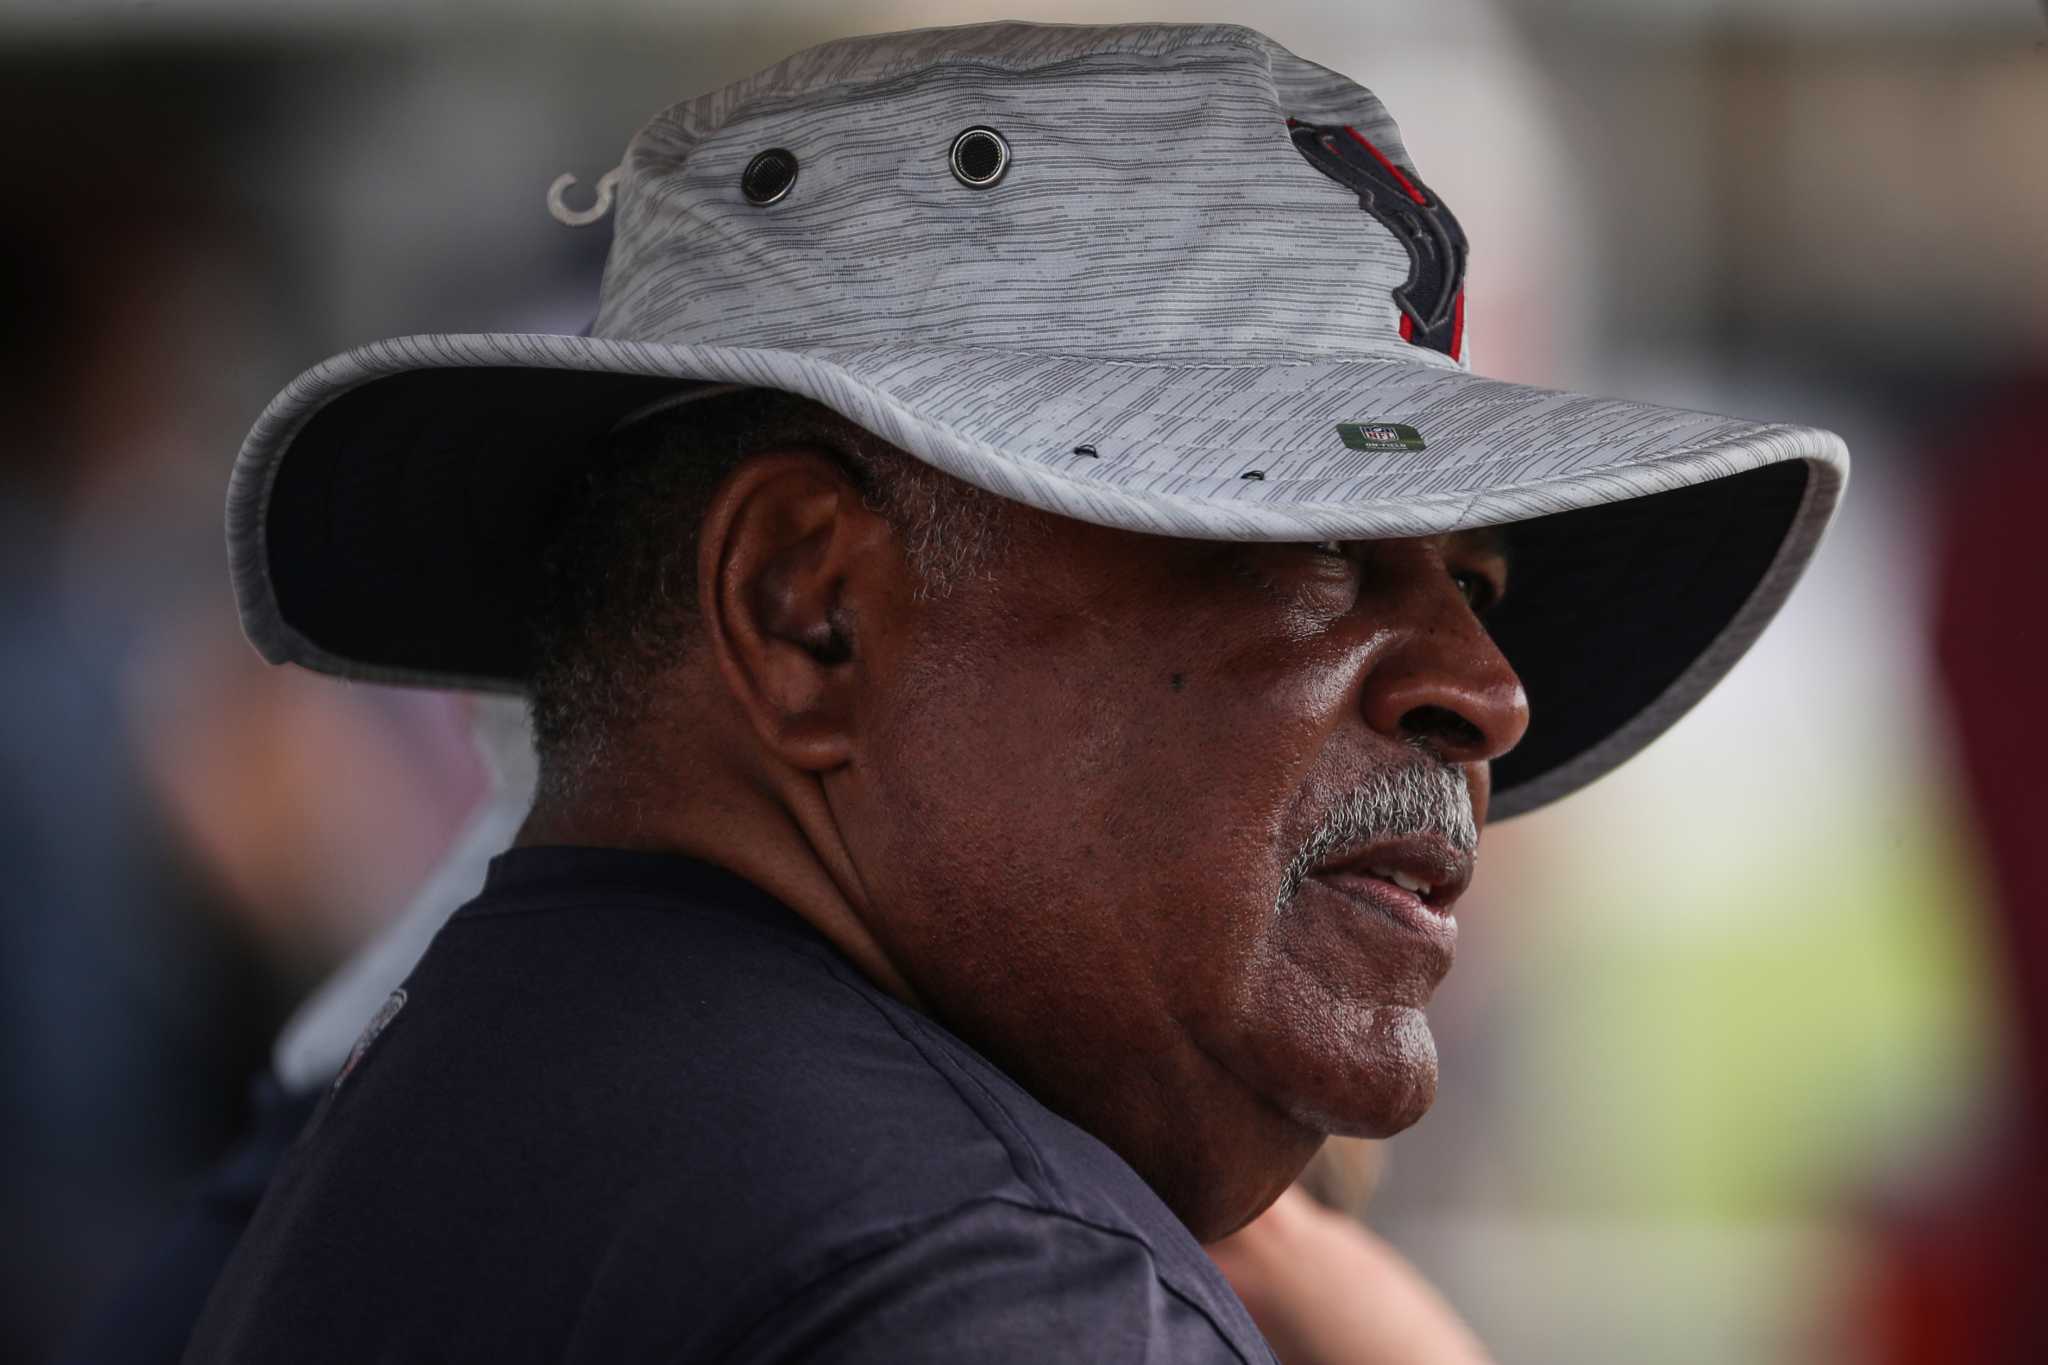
(830, 513), (1528, 1239)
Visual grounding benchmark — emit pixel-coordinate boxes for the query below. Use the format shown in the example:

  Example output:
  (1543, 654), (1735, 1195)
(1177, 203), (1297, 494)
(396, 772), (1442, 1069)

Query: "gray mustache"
(1277, 755), (1476, 912)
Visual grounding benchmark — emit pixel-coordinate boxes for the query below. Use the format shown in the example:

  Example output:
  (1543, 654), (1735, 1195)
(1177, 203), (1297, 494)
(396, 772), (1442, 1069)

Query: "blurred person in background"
(1847, 377), (2048, 1365)
(54, 698), (531, 1365)
(0, 60), (484, 1357)
(173, 21), (1848, 1363)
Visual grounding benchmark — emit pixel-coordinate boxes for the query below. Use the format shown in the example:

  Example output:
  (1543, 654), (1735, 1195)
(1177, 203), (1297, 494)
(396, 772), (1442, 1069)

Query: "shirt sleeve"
(719, 1196), (1266, 1365)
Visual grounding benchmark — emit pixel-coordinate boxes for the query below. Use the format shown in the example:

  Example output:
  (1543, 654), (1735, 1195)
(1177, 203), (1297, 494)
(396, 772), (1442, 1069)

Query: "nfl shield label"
(1336, 421), (1426, 453)
(332, 988), (407, 1093)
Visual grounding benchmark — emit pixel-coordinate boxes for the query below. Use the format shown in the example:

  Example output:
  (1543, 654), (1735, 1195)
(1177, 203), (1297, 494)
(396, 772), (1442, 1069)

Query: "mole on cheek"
(1170, 672), (1187, 692)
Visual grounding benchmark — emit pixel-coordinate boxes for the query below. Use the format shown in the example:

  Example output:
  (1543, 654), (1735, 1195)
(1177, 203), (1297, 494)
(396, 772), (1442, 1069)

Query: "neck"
(516, 751), (925, 1011)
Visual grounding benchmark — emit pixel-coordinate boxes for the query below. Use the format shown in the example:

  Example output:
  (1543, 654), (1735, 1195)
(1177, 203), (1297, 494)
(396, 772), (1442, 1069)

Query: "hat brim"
(230, 332), (1847, 819)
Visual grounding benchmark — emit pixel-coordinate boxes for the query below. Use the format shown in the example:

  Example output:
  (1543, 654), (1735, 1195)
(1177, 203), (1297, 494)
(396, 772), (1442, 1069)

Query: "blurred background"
(2, 0), (2042, 1360)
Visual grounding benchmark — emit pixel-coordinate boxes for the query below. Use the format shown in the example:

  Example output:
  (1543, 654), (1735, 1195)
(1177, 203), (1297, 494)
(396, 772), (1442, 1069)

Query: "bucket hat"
(228, 20), (1848, 819)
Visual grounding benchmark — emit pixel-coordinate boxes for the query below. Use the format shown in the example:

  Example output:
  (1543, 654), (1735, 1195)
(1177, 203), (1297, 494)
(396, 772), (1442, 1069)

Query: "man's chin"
(1265, 1005), (1440, 1139)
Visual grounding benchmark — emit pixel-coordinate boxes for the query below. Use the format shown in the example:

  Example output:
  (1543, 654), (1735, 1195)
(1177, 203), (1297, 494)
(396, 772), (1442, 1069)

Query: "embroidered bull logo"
(1288, 120), (1469, 362)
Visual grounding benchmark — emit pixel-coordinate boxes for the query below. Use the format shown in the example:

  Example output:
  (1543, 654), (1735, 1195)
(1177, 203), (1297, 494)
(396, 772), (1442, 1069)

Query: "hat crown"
(592, 22), (1466, 370)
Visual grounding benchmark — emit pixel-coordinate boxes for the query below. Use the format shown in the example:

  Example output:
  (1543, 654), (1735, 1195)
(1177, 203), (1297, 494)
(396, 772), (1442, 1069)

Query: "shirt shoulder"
(583, 1195), (1268, 1364)
(190, 856), (1269, 1362)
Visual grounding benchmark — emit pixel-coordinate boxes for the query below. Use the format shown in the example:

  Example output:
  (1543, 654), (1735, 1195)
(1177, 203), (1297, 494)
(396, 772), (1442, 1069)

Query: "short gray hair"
(525, 388), (1012, 803)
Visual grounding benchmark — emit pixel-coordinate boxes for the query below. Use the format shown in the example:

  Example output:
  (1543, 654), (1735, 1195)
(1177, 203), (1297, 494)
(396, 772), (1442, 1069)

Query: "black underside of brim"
(266, 366), (1809, 808)
(268, 366), (685, 682)
(1485, 459), (1808, 799)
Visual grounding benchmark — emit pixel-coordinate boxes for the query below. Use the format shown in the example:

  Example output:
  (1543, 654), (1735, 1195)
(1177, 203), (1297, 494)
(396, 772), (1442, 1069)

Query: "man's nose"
(1357, 561), (1530, 768)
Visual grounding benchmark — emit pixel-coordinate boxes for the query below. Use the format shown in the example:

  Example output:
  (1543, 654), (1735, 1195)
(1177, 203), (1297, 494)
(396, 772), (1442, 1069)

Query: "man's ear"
(697, 451), (901, 772)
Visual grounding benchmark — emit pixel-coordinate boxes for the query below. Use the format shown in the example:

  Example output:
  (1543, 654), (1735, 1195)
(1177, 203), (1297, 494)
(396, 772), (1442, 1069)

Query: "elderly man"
(189, 20), (1846, 1363)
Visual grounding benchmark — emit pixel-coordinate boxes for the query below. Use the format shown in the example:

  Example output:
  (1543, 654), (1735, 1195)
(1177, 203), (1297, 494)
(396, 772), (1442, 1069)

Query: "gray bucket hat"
(227, 20), (1847, 819)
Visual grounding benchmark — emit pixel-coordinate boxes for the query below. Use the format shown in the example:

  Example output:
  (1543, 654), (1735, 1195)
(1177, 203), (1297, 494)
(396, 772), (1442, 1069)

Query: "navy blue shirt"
(186, 847), (1273, 1362)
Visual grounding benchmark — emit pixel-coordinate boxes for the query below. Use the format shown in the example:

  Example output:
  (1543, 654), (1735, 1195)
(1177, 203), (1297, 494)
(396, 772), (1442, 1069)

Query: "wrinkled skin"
(520, 452), (1528, 1241)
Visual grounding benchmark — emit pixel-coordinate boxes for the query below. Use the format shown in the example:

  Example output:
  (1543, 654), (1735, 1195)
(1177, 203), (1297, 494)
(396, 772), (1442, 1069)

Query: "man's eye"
(1452, 570), (1500, 616)
(1309, 539), (1348, 558)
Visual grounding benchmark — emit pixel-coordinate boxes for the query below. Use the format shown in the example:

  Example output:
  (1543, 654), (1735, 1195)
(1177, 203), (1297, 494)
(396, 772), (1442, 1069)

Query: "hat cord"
(547, 166), (623, 227)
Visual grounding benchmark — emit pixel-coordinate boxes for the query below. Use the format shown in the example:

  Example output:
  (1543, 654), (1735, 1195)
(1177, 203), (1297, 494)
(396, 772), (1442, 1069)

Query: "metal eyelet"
(741, 149), (798, 205)
(949, 127), (1010, 188)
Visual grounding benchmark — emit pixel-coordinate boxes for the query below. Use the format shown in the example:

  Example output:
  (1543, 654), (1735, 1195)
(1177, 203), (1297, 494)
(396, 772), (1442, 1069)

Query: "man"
(190, 20), (1846, 1362)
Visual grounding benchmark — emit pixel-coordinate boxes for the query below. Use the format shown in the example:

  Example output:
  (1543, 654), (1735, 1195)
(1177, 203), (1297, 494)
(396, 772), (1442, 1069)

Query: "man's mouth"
(1365, 864), (1435, 899)
(1313, 834), (1474, 916)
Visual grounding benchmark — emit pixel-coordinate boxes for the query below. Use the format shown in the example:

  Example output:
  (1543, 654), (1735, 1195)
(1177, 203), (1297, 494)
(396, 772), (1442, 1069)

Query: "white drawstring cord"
(546, 166), (623, 226)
